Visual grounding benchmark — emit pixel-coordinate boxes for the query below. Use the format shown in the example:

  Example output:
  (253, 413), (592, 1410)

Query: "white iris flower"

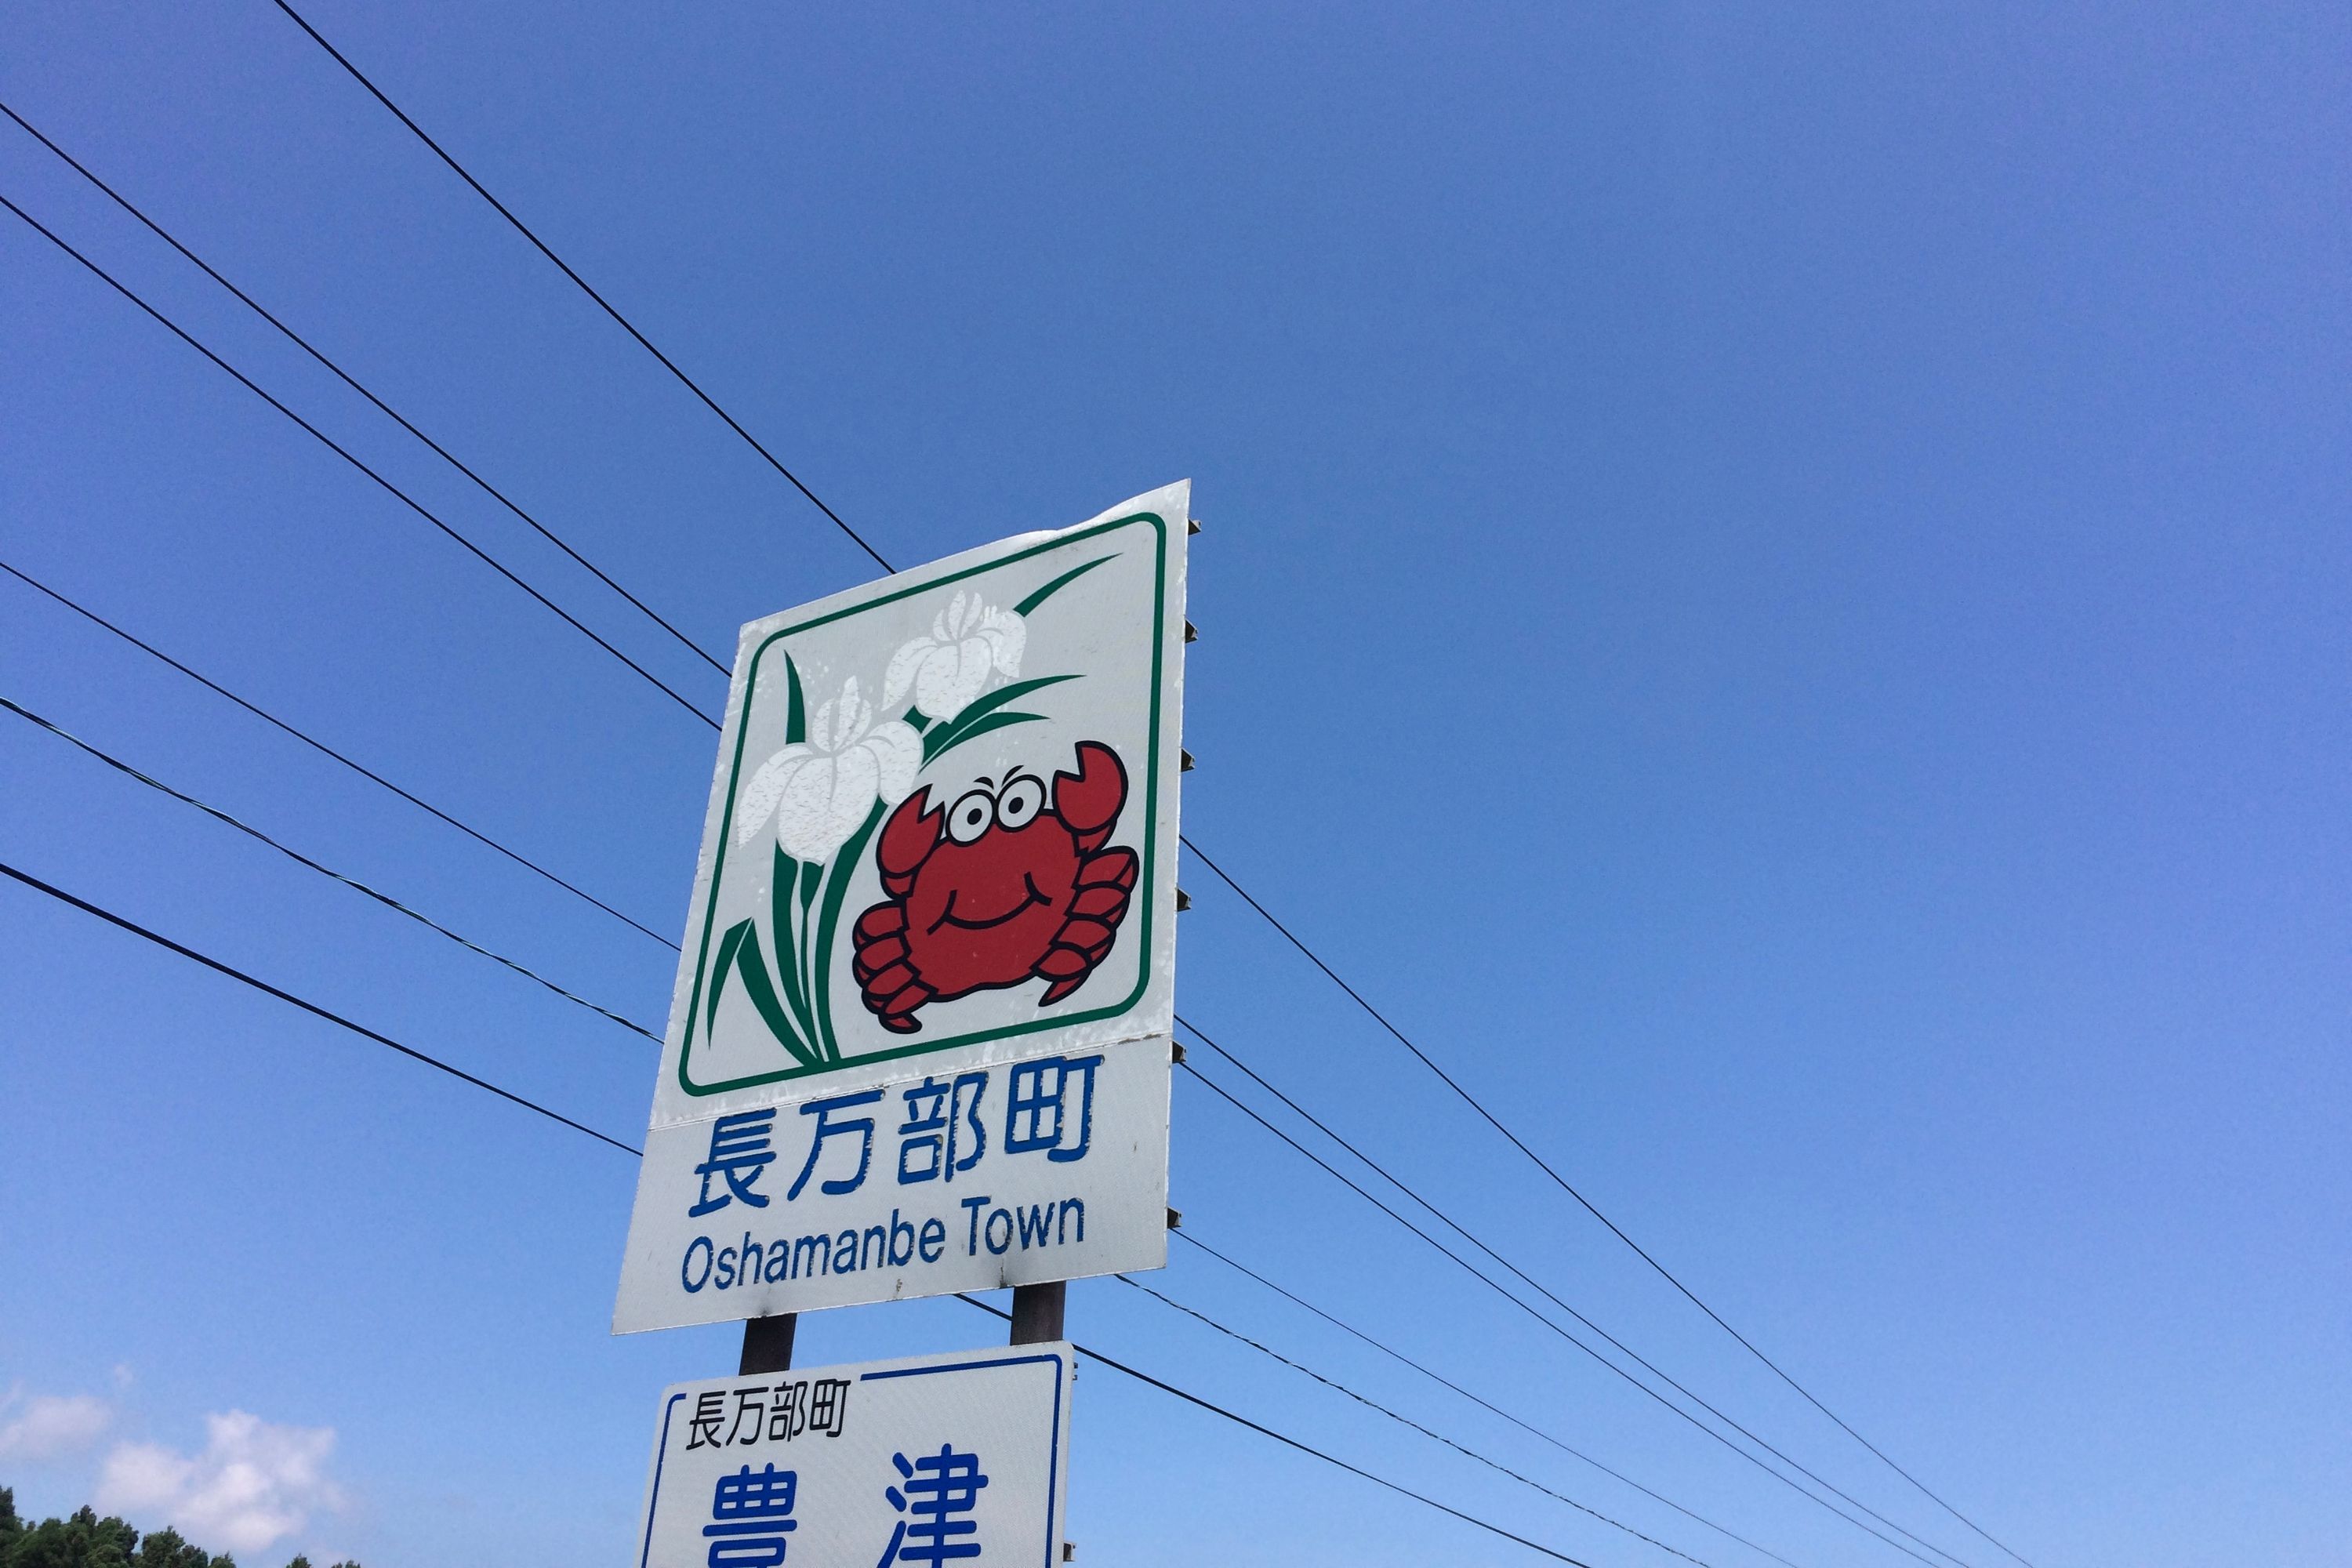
(881, 592), (1026, 721)
(733, 677), (920, 861)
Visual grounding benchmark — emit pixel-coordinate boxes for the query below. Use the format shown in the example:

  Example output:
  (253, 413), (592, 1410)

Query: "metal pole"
(739, 1312), (797, 1374)
(1009, 1281), (1065, 1344)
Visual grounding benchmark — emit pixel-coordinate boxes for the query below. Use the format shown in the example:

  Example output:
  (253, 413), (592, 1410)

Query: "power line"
(952, 1294), (1603, 1568)
(1178, 1018), (1978, 1568)
(267, 0), (893, 576)
(4, 130), (2011, 1553)
(0, 557), (678, 949)
(13, 612), (1753, 1568)
(0, 692), (660, 1043)
(1175, 1048), (1950, 1568)
(0, 858), (639, 1156)
(1177, 842), (2038, 1568)
(1174, 1230), (1809, 1568)
(0, 557), (1896, 1568)
(0, 550), (1929, 1568)
(0, 96), (731, 684)
(2, 556), (1912, 1568)
(8, 160), (1987, 1556)
(0, 188), (718, 728)
(0, 854), (1608, 1568)
(114, 20), (2031, 1553)
(1115, 1270), (1720, 1568)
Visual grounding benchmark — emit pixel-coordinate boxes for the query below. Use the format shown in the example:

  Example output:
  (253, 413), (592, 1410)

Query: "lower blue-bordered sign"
(637, 1344), (1074, 1567)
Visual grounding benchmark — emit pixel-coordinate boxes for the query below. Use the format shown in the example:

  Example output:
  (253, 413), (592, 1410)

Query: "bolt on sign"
(634, 1345), (1075, 1568)
(615, 483), (1187, 1332)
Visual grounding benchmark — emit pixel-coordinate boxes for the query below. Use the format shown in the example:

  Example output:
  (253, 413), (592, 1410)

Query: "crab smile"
(931, 875), (1051, 934)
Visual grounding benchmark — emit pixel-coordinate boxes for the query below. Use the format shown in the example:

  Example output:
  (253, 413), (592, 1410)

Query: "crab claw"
(852, 900), (933, 1032)
(874, 786), (942, 897)
(1052, 742), (1129, 853)
(1036, 845), (1138, 1004)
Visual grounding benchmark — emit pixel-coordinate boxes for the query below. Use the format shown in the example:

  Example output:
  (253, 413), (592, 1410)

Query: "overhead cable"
(0, 96), (730, 681)
(0, 558), (677, 949)
(0, 858), (639, 1155)
(0, 189), (717, 727)
(1179, 1018), (1979, 1568)
(951, 1294), (1602, 1568)
(1174, 1231), (1808, 1568)
(0, 693), (659, 1042)
(0, 630), (1816, 1568)
(1177, 842), (2036, 1568)
(1114, 1271), (1720, 1568)
(129, 19), (2035, 1554)
(1, 578), (1910, 1568)
(6, 167), (1972, 1561)
(1175, 1050), (1949, 1568)
(267, 0), (893, 575)
(9, 100), (1989, 1557)
(0, 854), (1606, 1568)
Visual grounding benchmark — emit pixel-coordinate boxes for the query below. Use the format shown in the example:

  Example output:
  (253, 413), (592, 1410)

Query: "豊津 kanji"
(877, 1443), (990, 1566)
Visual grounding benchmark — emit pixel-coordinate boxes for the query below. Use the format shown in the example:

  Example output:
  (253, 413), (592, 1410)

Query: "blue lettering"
(961, 1195), (991, 1256)
(681, 1235), (713, 1292)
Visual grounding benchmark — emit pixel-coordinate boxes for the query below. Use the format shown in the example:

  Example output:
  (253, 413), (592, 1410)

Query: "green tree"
(2, 1504), (140, 1568)
(0, 1490), (336, 1568)
(131, 1528), (224, 1568)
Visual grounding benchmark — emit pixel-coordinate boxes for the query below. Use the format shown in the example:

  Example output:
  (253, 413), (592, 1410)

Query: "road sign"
(617, 482), (1186, 1332)
(636, 1345), (1075, 1568)
(616, 1033), (1172, 1326)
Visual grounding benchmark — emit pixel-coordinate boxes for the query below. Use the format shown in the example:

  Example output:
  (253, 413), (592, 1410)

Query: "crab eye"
(946, 789), (996, 844)
(996, 775), (1046, 829)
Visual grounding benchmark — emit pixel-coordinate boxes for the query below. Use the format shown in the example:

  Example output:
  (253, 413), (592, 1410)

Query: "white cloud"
(0, 1392), (113, 1460)
(96, 1410), (345, 1555)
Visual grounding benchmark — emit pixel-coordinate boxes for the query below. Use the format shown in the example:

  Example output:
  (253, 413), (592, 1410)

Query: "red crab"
(851, 741), (1139, 1033)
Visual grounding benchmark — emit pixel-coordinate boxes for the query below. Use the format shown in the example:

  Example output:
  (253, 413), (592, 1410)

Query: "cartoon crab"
(851, 741), (1138, 1033)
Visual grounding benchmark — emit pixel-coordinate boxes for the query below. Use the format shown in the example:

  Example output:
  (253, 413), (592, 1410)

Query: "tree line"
(0, 1489), (358, 1568)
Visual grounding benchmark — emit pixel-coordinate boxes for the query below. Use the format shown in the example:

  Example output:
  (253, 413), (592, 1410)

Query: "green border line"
(678, 510), (1170, 1096)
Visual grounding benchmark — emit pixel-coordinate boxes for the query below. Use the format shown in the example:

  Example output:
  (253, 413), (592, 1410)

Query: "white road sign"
(617, 1032), (1171, 1326)
(617, 483), (1187, 1332)
(635, 1345), (1075, 1568)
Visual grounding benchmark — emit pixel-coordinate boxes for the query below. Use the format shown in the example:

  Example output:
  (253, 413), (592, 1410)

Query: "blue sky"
(2, 2), (2345, 1564)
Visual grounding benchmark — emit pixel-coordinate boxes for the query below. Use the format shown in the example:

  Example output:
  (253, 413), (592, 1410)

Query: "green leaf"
(705, 919), (819, 1069)
(784, 655), (807, 745)
(707, 919), (753, 1035)
(952, 674), (1079, 731)
(920, 675), (1078, 761)
(1015, 553), (1116, 615)
(927, 710), (1047, 762)
(728, 920), (820, 1069)
(795, 857), (823, 1036)
(812, 799), (887, 1062)
(771, 847), (812, 1037)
